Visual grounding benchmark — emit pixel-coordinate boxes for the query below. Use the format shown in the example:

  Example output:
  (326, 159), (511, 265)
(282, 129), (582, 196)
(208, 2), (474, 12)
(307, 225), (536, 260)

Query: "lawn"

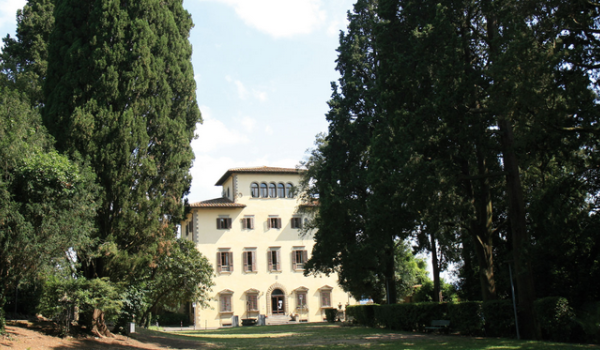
(152, 323), (599, 350)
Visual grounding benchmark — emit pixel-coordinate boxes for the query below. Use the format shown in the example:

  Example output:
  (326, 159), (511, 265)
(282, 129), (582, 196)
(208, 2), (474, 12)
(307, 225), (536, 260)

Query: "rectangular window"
(220, 294), (232, 312)
(268, 217), (282, 229)
(217, 251), (233, 273)
(241, 217), (254, 229)
(291, 217), (302, 229)
(321, 290), (332, 307)
(267, 249), (280, 271)
(247, 294), (258, 312)
(243, 251), (256, 272)
(297, 292), (307, 309)
(292, 249), (308, 270)
(216, 218), (232, 229)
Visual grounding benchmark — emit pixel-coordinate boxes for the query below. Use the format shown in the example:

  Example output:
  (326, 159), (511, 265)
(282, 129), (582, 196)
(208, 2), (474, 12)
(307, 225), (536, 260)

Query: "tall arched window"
(277, 183), (285, 198)
(269, 183), (277, 198)
(260, 183), (268, 197)
(251, 183), (259, 198)
(286, 183), (294, 198)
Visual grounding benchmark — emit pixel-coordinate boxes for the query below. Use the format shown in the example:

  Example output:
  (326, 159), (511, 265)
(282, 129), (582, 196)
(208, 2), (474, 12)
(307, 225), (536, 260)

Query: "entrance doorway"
(271, 289), (285, 315)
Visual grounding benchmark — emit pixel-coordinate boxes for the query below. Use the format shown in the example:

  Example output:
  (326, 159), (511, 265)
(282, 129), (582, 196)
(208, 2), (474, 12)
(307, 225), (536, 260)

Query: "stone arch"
(266, 283), (288, 315)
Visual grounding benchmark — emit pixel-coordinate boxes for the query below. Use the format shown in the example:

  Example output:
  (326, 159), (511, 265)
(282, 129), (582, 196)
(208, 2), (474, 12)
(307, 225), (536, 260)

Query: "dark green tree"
(0, 87), (97, 331)
(41, 0), (202, 334)
(1, 0), (55, 105)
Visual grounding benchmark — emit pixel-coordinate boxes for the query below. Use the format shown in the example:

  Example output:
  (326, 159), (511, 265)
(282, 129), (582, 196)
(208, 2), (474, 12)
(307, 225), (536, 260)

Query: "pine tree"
(42, 0), (201, 335)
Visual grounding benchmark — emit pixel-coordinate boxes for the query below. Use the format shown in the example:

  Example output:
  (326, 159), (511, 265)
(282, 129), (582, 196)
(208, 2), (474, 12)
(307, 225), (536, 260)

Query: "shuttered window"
(241, 217), (254, 229)
(220, 294), (232, 312)
(216, 218), (232, 229)
(267, 249), (280, 271)
(243, 251), (256, 272)
(321, 290), (332, 308)
(291, 217), (302, 229)
(217, 251), (233, 273)
(267, 217), (282, 229)
(247, 294), (258, 312)
(292, 249), (308, 270)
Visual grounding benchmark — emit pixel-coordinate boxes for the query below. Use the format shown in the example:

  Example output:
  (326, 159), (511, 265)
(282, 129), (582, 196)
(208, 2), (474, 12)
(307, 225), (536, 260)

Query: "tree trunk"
(498, 117), (539, 339)
(91, 308), (113, 338)
(430, 232), (441, 302)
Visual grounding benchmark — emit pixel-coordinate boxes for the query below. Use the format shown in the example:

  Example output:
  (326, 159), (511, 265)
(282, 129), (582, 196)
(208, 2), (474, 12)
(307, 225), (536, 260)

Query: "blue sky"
(0, 0), (356, 202)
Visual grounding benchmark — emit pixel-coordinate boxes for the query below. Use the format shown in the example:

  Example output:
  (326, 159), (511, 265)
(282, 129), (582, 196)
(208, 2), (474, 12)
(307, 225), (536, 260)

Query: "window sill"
(243, 270), (258, 274)
(218, 271), (232, 275)
(220, 311), (233, 315)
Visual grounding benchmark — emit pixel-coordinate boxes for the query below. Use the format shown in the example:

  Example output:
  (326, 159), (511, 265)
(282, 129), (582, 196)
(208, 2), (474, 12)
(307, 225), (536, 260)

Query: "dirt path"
(1, 322), (211, 350)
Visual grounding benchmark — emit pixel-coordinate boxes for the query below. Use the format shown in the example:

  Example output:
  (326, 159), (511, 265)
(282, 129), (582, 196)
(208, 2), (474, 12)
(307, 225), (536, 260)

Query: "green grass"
(151, 323), (599, 349)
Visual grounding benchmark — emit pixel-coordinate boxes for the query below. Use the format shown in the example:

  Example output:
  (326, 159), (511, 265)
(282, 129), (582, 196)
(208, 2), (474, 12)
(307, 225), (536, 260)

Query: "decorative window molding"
(217, 251), (233, 273)
(292, 249), (308, 270)
(219, 290), (234, 313)
(246, 292), (259, 312)
(216, 217), (232, 229)
(319, 286), (334, 308)
(293, 287), (309, 312)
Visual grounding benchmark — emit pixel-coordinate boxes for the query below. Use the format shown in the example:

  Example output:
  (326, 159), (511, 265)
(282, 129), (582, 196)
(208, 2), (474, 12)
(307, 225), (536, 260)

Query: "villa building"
(181, 166), (353, 328)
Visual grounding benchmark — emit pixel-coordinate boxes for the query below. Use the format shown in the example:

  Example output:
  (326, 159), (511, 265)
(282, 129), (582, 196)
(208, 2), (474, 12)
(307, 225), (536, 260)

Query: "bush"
(482, 299), (516, 338)
(0, 307), (5, 334)
(347, 304), (378, 327)
(324, 308), (337, 322)
(155, 312), (190, 326)
(534, 297), (575, 342)
(448, 302), (484, 336)
(573, 302), (600, 344)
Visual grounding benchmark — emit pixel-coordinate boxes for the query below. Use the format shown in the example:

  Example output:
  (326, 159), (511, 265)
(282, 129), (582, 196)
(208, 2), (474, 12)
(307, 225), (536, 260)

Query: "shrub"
(534, 297), (575, 342)
(324, 308), (337, 322)
(156, 312), (190, 326)
(448, 301), (484, 336)
(0, 307), (5, 334)
(482, 299), (516, 338)
(347, 304), (378, 327)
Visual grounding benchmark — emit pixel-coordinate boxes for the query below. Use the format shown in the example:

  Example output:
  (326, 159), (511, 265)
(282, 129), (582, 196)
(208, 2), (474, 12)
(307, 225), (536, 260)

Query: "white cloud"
(253, 89), (268, 102)
(239, 116), (257, 132)
(193, 105), (250, 153)
(264, 125), (274, 135)
(0, 0), (24, 29)
(200, 0), (326, 38)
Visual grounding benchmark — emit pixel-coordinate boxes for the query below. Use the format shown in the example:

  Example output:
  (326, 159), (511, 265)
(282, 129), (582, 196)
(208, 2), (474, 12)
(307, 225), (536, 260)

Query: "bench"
(424, 320), (450, 333)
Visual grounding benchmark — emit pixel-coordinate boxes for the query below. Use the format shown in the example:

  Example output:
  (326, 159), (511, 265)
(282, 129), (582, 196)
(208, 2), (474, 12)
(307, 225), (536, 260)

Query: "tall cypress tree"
(42, 0), (201, 327)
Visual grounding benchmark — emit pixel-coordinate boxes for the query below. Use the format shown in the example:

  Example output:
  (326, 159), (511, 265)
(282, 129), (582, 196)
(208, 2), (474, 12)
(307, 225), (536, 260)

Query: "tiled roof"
(215, 166), (301, 185)
(189, 197), (246, 209)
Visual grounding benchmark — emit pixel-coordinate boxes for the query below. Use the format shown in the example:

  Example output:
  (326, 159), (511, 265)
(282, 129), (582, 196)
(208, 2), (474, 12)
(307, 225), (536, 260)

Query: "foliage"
(324, 308), (337, 323)
(347, 304), (378, 327)
(448, 302), (484, 336)
(38, 275), (122, 335)
(412, 279), (458, 303)
(482, 300), (516, 338)
(0, 87), (97, 320)
(43, 0), (201, 283)
(534, 297), (576, 343)
(154, 312), (190, 326)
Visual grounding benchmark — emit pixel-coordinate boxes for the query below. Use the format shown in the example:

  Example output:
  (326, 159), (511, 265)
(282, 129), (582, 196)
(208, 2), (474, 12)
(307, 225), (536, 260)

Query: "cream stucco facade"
(181, 166), (354, 328)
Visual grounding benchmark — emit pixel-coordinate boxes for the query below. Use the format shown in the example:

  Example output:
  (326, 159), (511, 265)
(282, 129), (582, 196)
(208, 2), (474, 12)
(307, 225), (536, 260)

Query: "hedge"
(346, 297), (593, 343)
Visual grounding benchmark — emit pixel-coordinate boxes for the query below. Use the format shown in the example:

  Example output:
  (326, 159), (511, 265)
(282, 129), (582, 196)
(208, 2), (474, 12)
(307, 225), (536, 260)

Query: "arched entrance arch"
(266, 283), (288, 316)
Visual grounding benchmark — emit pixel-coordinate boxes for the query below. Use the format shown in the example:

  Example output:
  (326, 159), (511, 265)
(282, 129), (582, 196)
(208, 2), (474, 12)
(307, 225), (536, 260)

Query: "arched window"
(269, 183), (277, 198)
(260, 183), (268, 197)
(277, 183), (285, 198)
(251, 183), (259, 198)
(286, 183), (294, 198)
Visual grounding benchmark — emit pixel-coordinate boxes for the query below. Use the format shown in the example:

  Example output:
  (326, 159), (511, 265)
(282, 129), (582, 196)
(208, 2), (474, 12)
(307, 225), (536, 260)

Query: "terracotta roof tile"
(215, 166), (301, 185)
(189, 197), (246, 209)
